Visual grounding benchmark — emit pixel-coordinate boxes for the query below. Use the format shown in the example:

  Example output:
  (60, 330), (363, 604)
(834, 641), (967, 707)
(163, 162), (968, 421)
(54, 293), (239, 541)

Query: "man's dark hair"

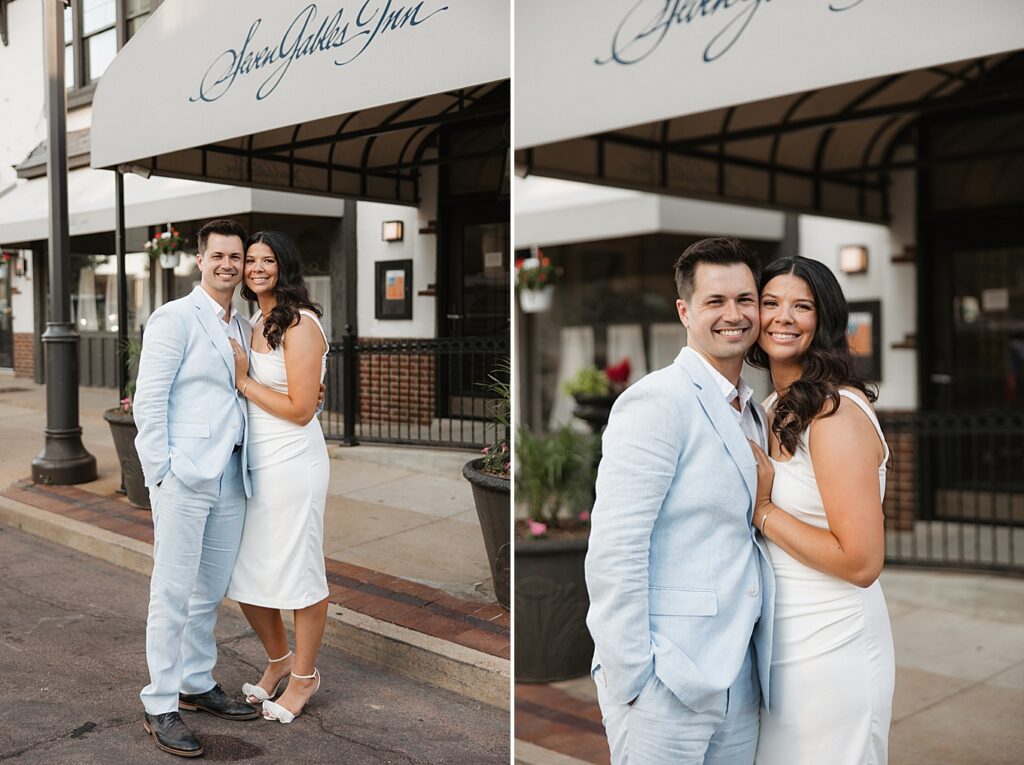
(197, 219), (248, 254)
(673, 236), (760, 301)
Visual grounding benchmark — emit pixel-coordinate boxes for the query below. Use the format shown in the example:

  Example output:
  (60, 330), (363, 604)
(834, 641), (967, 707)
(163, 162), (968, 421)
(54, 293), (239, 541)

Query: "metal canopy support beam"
(114, 170), (128, 396)
(665, 79), (1022, 151)
(251, 100), (508, 158)
(32, 0), (96, 485)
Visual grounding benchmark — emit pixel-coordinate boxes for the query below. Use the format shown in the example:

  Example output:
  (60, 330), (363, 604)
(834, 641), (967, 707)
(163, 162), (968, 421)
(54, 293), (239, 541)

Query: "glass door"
(0, 257), (13, 369)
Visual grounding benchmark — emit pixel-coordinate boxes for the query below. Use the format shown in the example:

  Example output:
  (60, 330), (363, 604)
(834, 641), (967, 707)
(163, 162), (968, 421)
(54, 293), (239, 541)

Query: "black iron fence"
(880, 409), (1024, 574)
(320, 335), (509, 450)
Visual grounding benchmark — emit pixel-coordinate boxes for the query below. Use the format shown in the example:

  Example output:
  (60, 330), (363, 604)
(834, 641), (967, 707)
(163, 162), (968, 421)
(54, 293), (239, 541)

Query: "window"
(65, 0), (153, 95)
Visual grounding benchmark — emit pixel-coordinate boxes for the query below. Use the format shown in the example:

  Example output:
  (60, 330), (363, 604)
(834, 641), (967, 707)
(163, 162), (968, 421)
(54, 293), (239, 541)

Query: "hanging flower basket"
(159, 251), (182, 269)
(145, 226), (187, 270)
(518, 285), (554, 313)
(516, 249), (560, 313)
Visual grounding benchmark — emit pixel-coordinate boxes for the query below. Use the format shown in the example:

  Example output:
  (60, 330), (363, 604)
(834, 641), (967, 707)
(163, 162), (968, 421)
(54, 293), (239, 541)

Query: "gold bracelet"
(760, 506), (775, 535)
(241, 381), (250, 398)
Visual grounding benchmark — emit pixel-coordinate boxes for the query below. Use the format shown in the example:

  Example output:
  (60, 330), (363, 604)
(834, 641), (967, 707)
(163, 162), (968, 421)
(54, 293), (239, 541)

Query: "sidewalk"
(514, 569), (1024, 765)
(0, 379), (509, 710)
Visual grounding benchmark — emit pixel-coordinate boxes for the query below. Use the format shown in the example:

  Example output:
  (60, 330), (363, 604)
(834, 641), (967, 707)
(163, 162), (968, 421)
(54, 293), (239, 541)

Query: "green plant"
(515, 425), (596, 528)
(479, 359), (510, 477)
(515, 250), (559, 291)
(561, 366), (611, 398)
(119, 337), (143, 414)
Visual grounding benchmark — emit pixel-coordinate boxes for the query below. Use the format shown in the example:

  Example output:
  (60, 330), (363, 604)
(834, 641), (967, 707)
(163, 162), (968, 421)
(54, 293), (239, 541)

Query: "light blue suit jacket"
(133, 286), (253, 497)
(585, 347), (774, 713)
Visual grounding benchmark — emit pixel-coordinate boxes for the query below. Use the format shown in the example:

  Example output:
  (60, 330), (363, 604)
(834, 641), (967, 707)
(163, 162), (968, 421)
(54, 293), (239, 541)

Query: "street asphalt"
(0, 523), (509, 764)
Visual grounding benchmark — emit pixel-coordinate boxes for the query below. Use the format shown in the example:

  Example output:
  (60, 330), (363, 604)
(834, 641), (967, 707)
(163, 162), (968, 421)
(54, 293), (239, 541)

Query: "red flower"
(606, 358), (631, 385)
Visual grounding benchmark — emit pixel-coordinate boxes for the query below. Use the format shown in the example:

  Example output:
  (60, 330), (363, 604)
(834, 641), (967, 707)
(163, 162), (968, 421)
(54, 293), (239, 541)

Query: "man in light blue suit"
(133, 219), (259, 758)
(586, 237), (775, 764)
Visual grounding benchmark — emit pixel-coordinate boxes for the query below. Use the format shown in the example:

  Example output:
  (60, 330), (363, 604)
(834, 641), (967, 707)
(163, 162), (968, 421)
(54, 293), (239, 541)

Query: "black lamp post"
(31, 0), (97, 485)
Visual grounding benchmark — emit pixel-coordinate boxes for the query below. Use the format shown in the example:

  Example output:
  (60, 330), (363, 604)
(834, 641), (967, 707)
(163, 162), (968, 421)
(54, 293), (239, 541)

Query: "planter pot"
(572, 393), (619, 433)
(515, 533), (593, 682)
(518, 285), (554, 313)
(102, 408), (151, 509)
(159, 251), (181, 269)
(463, 458), (510, 609)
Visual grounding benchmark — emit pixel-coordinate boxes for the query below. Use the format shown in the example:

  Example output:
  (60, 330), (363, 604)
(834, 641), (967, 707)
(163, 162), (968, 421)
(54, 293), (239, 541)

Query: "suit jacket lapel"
(189, 286), (236, 382)
(676, 348), (756, 503)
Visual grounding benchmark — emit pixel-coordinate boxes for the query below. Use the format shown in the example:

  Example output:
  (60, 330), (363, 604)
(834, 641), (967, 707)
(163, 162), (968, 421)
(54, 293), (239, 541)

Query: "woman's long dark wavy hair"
(746, 255), (876, 456)
(240, 230), (322, 351)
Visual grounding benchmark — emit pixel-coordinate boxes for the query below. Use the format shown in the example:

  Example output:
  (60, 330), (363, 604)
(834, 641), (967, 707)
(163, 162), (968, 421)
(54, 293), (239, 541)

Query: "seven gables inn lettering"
(191, 1), (450, 103)
(596, 0), (867, 66)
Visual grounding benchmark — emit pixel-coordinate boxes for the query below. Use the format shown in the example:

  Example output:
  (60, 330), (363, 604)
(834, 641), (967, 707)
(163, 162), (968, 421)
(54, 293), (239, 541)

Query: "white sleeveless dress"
(226, 310), (330, 610)
(755, 390), (895, 765)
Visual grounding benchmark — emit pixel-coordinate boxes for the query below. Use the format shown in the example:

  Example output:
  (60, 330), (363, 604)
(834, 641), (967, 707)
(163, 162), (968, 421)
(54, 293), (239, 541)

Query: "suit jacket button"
(747, 585), (758, 597)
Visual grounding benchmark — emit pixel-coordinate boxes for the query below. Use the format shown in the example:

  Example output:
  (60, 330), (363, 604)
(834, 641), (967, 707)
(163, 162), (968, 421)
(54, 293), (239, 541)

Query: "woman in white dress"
(225, 230), (330, 724)
(746, 255), (895, 764)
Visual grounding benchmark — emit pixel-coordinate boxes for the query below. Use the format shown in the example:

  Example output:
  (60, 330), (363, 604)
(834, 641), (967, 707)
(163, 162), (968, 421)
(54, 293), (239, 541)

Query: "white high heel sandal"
(242, 650), (293, 704)
(262, 669), (320, 724)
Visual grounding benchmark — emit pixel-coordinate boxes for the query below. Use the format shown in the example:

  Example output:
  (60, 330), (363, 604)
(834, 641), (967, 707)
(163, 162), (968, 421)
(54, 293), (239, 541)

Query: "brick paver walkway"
(3, 479), (509, 660)
(515, 682), (610, 764)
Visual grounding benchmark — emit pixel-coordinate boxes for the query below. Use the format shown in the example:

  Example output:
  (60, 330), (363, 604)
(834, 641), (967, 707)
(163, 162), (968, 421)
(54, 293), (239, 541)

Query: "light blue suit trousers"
(140, 454), (246, 714)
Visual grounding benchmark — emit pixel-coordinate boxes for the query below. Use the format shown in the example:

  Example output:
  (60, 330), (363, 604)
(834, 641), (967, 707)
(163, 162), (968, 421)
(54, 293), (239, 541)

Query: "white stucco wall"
(1, 1), (48, 342)
(798, 169), (918, 410)
(355, 164), (438, 339)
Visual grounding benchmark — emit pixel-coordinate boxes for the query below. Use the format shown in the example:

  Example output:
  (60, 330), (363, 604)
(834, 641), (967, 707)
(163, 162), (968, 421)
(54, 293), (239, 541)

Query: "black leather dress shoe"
(143, 711), (203, 758)
(179, 684), (259, 720)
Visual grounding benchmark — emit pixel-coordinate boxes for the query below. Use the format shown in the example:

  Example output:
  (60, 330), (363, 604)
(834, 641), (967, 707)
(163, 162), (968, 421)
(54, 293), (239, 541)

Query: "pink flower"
(120, 397), (132, 413)
(579, 510), (591, 523)
(528, 520), (548, 537)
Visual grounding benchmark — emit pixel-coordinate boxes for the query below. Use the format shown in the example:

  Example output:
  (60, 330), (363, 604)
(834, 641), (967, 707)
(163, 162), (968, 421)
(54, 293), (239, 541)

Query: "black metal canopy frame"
(517, 53), (1024, 223)
(106, 80), (510, 207)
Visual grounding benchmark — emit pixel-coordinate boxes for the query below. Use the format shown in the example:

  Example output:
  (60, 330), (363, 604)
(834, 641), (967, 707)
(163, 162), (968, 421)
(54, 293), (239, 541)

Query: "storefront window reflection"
(71, 253), (152, 335)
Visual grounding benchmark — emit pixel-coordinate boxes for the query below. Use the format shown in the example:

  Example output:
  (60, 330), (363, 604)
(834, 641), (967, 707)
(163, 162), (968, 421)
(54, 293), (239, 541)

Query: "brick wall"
(13, 332), (34, 379)
(358, 339), (436, 425)
(881, 415), (917, 531)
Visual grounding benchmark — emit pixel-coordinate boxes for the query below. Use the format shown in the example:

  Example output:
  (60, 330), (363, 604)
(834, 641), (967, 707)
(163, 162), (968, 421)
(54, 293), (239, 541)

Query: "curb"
(0, 492), (509, 711)
(514, 741), (594, 765)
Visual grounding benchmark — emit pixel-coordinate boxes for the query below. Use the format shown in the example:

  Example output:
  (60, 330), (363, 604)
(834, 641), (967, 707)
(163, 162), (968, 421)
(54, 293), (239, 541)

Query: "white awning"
(514, 177), (784, 249)
(0, 169), (345, 246)
(514, 2), (1024, 222)
(90, 0), (510, 204)
(516, 1), (1024, 149)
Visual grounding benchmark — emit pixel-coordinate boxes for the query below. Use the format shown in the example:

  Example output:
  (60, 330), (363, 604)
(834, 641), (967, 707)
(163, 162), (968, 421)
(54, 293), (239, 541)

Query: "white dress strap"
(837, 389), (889, 462)
(297, 309), (329, 353)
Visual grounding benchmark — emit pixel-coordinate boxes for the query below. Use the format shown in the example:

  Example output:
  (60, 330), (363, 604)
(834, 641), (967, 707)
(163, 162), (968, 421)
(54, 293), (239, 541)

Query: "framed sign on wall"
(375, 259), (413, 320)
(847, 300), (882, 381)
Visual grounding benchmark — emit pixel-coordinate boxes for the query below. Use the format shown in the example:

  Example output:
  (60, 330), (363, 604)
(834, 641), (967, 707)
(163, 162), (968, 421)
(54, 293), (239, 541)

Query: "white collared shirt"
(685, 347), (763, 446)
(199, 287), (245, 445)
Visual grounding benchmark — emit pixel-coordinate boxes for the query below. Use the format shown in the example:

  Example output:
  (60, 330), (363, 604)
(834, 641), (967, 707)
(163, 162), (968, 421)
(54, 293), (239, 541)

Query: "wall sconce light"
(382, 220), (404, 242)
(839, 245), (868, 274)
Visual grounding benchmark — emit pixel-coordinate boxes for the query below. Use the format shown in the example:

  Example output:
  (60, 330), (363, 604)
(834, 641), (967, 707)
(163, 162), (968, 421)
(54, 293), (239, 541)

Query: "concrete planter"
(514, 533), (593, 683)
(102, 408), (150, 509)
(463, 458), (510, 609)
(571, 393), (618, 433)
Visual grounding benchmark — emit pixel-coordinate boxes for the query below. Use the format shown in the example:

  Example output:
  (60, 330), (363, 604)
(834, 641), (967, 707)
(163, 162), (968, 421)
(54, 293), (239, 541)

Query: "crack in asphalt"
(0, 578), (141, 624)
(0, 716), (136, 761)
(307, 710), (423, 765)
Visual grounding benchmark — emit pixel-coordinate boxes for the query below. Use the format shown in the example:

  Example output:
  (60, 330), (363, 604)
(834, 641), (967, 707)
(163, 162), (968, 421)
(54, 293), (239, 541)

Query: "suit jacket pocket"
(169, 422), (211, 438)
(649, 587), (718, 616)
